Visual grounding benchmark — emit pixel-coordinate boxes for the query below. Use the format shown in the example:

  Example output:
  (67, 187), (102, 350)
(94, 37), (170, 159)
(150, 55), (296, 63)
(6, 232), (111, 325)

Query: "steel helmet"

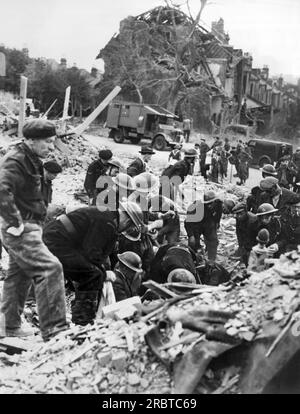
(119, 201), (145, 230)
(112, 173), (136, 191)
(117, 252), (143, 273)
(223, 199), (236, 214)
(133, 172), (158, 193)
(167, 269), (196, 284)
(256, 228), (270, 243)
(107, 158), (125, 170)
(261, 164), (277, 176)
(203, 191), (218, 204)
(184, 149), (198, 158)
(256, 203), (278, 216)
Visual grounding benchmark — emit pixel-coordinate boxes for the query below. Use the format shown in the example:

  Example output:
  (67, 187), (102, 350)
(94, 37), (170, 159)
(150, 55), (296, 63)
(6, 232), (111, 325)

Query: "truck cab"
(106, 101), (183, 150)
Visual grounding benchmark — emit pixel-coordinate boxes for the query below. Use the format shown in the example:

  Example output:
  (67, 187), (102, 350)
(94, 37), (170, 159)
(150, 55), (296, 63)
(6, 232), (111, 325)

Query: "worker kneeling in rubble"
(147, 242), (229, 287)
(254, 203), (287, 257)
(184, 191), (223, 261)
(112, 252), (143, 302)
(43, 201), (145, 325)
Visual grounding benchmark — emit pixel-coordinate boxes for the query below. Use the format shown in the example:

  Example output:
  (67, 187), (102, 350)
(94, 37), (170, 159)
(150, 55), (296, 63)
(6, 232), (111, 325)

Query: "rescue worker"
(292, 148), (300, 192)
(127, 146), (155, 177)
(168, 144), (182, 165)
(149, 194), (181, 244)
(199, 138), (210, 179)
(160, 149), (197, 201)
(282, 202), (300, 252)
(41, 160), (62, 207)
(255, 203), (287, 256)
(84, 149), (113, 203)
(112, 252), (143, 302)
(43, 201), (145, 325)
(276, 155), (297, 189)
(246, 164), (277, 213)
(182, 118), (192, 143)
(236, 146), (252, 185)
(95, 172), (136, 212)
(232, 202), (258, 265)
(0, 119), (68, 340)
(148, 242), (200, 285)
(94, 158), (125, 205)
(259, 176), (300, 218)
(148, 242), (229, 286)
(185, 191), (223, 261)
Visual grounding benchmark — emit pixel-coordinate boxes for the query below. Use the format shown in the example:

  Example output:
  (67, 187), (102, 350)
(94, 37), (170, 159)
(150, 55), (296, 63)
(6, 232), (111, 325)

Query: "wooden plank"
(42, 99), (57, 119)
(70, 86), (121, 136)
(18, 76), (28, 138)
(143, 280), (179, 299)
(62, 86), (71, 120)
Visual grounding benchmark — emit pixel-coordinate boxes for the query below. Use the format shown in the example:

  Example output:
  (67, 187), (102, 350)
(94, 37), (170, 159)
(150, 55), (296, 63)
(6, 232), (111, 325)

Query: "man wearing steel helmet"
(0, 119), (68, 341)
(185, 191), (223, 261)
(255, 203), (287, 256)
(43, 202), (145, 325)
(246, 164), (277, 213)
(259, 176), (300, 218)
(112, 252), (143, 302)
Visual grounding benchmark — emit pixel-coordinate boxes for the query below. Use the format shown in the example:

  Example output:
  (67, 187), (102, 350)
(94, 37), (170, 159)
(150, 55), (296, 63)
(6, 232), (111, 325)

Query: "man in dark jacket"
(246, 164), (277, 213)
(43, 201), (145, 325)
(199, 138), (210, 179)
(0, 119), (68, 341)
(112, 252), (143, 302)
(127, 146), (155, 177)
(259, 176), (300, 217)
(255, 203), (288, 256)
(232, 202), (258, 265)
(185, 191), (223, 261)
(160, 149), (197, 201)
(84, 149), (113, 203)
(41, 160), (62, 207)
(148, 242), (199, 285)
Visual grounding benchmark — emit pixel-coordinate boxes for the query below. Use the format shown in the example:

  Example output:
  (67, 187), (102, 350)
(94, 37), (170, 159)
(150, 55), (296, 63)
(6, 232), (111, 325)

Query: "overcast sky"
(0, 0), (299, 81)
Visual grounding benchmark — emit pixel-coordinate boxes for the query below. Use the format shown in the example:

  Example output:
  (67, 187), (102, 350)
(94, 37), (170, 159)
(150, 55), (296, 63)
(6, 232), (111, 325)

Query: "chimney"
(262, 65), (269, 80)
(91, 67), (98, 78)
(60, 58), (67, 69)
(278, 75), (283, 89)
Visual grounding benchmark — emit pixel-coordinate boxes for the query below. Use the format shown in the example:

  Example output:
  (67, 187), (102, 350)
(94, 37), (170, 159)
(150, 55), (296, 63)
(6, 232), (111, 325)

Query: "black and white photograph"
(0, 0), (300, 396)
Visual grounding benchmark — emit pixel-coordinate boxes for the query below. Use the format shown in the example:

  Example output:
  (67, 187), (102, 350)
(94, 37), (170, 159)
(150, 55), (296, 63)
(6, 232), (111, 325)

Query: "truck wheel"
(113, 129), (124, 144)
(129, 137), (141, 145)
(153, 135), (166, 151)
(259, 156), (271, 168)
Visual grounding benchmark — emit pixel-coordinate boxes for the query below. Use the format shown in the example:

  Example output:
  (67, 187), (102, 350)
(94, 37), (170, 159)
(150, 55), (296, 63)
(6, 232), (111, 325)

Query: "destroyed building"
(97, 6), (299, 137)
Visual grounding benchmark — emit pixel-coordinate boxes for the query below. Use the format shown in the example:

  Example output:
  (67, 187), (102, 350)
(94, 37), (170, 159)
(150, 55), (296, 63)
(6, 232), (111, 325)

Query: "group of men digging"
(0, 119), (299, 342)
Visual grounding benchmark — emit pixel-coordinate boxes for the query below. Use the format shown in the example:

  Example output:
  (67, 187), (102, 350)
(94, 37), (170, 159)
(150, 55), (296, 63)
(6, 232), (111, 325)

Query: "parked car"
(106, 101), (183, 150)
(247, 138), (293, 167)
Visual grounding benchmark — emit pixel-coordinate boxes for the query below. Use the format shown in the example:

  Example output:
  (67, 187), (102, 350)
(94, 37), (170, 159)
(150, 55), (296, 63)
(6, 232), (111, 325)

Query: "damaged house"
(97, 6), (233, 133)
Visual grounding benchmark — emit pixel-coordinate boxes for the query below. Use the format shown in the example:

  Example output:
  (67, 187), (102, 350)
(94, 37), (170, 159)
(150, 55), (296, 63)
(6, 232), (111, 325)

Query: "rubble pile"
(1, 250), (299, 394)
(0, 319), (171, 394)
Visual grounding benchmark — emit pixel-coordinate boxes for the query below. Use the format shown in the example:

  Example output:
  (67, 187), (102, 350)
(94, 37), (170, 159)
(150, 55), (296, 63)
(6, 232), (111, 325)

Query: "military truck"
(106, 101), (183, 150)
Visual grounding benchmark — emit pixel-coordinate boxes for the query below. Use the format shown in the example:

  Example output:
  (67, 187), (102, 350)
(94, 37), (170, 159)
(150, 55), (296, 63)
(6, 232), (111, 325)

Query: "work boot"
(71, 291), (99, 326)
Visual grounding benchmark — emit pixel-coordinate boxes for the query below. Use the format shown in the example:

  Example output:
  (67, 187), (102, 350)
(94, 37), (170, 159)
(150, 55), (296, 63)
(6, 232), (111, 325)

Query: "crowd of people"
(0, 119), (299, 342)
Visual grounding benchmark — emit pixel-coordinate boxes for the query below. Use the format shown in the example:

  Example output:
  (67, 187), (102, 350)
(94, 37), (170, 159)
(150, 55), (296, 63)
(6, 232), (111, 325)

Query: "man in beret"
(0, 119), (68, 341)
(127, 146), (155, 178)
(84, 149), (113, 204)
(41, 160), (63, 207)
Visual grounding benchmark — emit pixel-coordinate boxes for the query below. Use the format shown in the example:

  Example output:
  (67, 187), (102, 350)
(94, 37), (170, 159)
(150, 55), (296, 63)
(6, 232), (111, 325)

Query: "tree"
(0, 46), (31, 94)
(97, 5), (217, 130)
